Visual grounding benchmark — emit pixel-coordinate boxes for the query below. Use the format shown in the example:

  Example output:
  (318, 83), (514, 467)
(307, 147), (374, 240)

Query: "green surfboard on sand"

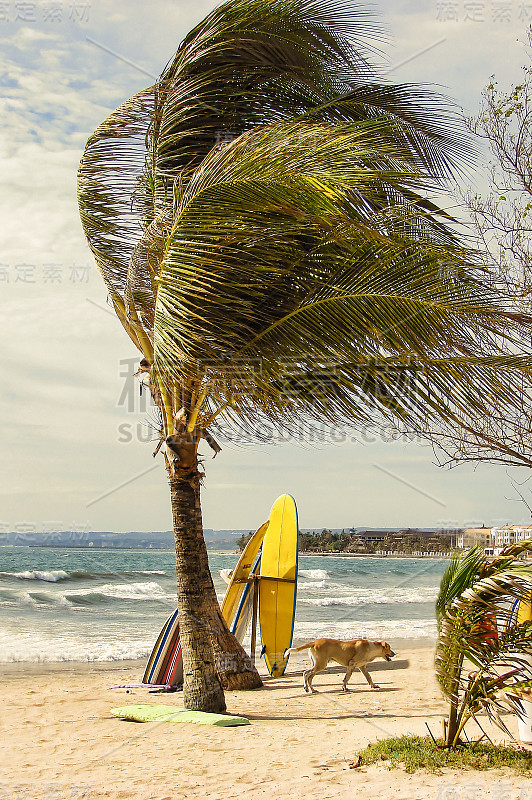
(110, 704), (250, 727)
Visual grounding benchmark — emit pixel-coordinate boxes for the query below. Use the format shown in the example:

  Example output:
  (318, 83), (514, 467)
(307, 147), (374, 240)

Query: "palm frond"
(77, 88), (155, 301)
(149, 0), (383, 193)
(436, 548), (487, 626)
(152, 118), (502, 363)
(303, 82), (475, 179)
(450, 568), (532, 612)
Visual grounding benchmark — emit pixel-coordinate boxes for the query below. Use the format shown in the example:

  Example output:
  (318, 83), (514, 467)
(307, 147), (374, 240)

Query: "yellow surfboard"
(259, 494), (298, 677)
(518, 596), (532, 624)
(220, 521), (269, 632)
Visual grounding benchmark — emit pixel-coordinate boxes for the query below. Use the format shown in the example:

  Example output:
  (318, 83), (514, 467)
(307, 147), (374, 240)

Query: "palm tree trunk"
(444, 651), (464, 747)
(170, 470), (226, 711)
(445, 700), (459, 748)
(168, 465), (262, 711)
(209, 603), (263, 690)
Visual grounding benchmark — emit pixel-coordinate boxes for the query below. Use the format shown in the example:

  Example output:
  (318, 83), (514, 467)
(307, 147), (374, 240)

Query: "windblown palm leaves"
(436, 543), (532, 747)
(78, 0), (532, 454)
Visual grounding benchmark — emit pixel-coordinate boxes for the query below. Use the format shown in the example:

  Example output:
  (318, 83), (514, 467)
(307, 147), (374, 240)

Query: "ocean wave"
(69, 569), (169, 580)
(13, 591), (66, 608)
(1, 570), (70, 582)
(133, 570), (168, 576)
(20, 592), (39, 607)
(27, 591), (56, 605)
(297, 580), (370, 595)
(0, 569), (169, 583)
(298, 569), (329, 580)
(0, 616), (437, 664)
(0, 582), (177, 609)
(62, 581), (170, 605)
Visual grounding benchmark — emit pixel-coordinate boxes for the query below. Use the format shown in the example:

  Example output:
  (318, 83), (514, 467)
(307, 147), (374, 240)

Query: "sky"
(2, 0), (532, 535)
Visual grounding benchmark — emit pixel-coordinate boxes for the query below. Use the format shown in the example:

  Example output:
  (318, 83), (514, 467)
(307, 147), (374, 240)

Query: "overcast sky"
(2, 0), (532, 534)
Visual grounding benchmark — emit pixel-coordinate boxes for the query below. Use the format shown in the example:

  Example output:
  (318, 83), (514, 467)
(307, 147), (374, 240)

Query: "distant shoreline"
(12, 544), (454, 558)
(297, 551), (453, 558)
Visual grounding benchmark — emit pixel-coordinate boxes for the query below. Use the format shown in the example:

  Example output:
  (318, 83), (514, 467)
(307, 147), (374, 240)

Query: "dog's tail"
(284, 642), (316, 657)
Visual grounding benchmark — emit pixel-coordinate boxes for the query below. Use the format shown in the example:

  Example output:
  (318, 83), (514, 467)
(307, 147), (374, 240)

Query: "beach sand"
(1, 644), (530, 800)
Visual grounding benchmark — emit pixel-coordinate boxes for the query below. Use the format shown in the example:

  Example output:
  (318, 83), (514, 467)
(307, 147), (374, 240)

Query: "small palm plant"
(436, 542), (532, 748)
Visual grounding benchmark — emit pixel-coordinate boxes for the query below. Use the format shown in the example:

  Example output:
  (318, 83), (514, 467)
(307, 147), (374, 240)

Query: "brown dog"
(285, 638), (395, 693)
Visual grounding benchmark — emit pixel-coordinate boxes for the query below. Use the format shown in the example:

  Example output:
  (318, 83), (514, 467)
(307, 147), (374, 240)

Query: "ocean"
(0, 546), (448, 664)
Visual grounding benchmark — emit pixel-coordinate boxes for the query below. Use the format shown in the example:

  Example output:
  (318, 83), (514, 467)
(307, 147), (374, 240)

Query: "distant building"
(485, 525), (532, 556)
(456, 527), (491, 550)
(513, 526), (532, 543)
(352, 530), (395, 543)
(349, 528), (455, 553)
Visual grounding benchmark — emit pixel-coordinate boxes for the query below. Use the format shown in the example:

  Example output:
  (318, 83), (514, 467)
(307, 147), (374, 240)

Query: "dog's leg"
(303, 666), (318, 693)
(303, 650), (320, 693)
(302, 650), (313, 693)
(342, 663), (355, 691)
(359, 664), (379, 690)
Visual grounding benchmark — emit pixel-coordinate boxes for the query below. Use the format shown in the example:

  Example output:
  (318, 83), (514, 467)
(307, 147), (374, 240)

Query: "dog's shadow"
(258, 660), (409, 700)
(279, 658), (409, 680)
(327, 686), (400, 694)
(259, 684), (401, 697)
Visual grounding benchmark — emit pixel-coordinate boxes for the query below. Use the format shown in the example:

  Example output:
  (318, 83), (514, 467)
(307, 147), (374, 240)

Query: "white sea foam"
(298, 580), (359, 594)
(298, 580), (328, 590)
(293, 618), (437, 641)
(133, 571), (168, 576)
(298, 569), (329, 580)
(20, 592), (39, 607)
(6, 570), (69, 582)
(0, 617), (436, 663)
(62, 581), (168, 602)
(0, 630), (153, 663)
(238, 618), (437, 650)
(297, 587), (437, 606)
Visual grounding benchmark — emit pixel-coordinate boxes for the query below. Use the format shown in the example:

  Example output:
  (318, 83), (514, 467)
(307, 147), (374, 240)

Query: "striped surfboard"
(142, 608), (183, 687)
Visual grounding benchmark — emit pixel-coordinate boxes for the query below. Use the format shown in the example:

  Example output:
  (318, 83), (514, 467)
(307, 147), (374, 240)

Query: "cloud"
(380, 0), (530, 114)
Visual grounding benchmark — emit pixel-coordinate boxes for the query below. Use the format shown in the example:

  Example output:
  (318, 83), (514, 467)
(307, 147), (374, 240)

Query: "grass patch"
(357, 735), (532, 774)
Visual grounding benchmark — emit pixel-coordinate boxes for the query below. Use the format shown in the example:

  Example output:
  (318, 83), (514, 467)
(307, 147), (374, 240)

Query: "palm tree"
(78, 0), (532, 711)
(436, 543), (532, 748)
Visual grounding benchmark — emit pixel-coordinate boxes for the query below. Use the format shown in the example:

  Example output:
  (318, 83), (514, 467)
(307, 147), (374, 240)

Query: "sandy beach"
(1, 644), (530, 800)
